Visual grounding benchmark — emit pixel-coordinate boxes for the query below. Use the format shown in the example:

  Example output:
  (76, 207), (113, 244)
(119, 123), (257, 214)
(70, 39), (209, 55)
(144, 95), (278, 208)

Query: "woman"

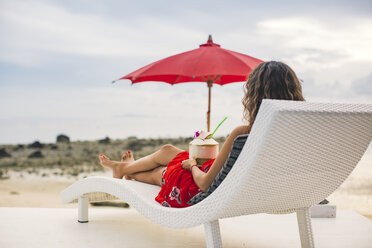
(99, 61), (305, 208)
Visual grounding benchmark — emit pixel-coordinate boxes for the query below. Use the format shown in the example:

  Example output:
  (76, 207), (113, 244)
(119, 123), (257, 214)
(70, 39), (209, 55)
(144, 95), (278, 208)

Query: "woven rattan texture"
(296, 208), (314, 247)
(204, 220), (222, 248)
(61, 100), (372, 229)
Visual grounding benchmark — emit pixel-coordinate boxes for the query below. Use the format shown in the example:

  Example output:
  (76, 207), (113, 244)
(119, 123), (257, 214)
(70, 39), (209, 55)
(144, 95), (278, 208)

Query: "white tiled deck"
(0, 207), (371, 248)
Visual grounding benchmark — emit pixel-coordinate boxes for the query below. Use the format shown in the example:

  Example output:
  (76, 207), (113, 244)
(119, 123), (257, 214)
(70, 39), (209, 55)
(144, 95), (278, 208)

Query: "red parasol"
(115, 35), (263, 131)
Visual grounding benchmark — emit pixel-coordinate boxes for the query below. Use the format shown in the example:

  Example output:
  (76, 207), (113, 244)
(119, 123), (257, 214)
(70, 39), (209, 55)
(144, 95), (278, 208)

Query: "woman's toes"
(121, 151), (134, 162)
(99, 154), (105, 162)
(100, 154), (108, 160)
(99, 154), (115, 168)
(121, 152), (128, 162)
(128, 151), (134, 160)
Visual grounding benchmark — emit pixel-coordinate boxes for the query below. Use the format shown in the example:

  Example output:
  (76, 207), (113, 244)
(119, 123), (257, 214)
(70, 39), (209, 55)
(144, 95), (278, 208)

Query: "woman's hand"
(181, 158), (197, 171)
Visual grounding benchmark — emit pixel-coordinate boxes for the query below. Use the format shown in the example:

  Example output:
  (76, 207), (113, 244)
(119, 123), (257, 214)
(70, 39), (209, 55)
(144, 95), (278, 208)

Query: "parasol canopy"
(115, 35), (263, 131)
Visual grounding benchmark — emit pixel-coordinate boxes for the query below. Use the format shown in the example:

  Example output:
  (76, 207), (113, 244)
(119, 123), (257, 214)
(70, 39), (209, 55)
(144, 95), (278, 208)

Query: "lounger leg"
(78, 195), (89, 223)
(296, 207), (314, 248)
(204, 220), (222, 248)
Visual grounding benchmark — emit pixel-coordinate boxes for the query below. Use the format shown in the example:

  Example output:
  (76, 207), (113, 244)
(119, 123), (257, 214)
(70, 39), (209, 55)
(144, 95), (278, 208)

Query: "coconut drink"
(189, 117), (227, 165)
(189, 130), (219, 165)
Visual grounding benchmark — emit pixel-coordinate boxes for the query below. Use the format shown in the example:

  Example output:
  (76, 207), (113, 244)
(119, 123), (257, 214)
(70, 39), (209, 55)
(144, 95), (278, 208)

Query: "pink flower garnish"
(194, 131), (200, 138)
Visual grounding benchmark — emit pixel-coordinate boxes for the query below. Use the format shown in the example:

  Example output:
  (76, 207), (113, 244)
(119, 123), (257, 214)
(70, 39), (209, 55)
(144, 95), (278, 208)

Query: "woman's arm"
(191, 125), (249, 192)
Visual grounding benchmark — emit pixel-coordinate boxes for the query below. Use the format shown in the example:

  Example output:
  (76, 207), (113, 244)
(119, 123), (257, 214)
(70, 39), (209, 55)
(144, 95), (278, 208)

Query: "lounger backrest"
(210, 100), (372, 218)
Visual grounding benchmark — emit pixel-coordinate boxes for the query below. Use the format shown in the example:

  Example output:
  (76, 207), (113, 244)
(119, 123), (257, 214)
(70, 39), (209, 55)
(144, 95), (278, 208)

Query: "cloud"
(0, 0), (204, 67)
(352, 73), (372, 96)
(257, 17), (372, 64)
(1, 0), (372, 143)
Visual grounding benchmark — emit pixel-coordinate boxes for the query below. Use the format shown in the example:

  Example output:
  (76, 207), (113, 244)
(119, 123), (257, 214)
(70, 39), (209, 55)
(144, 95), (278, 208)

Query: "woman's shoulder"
(231, 125), (250, 136)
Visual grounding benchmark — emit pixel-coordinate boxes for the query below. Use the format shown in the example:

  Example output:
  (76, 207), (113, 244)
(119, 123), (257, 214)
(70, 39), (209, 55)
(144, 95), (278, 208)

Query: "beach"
(0, 177), (75, 208)
(0, 137), (216, 208)
(1, 138), (371, 221)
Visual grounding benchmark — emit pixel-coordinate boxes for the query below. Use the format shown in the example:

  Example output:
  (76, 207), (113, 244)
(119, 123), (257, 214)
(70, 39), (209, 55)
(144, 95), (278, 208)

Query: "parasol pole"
(207, 80), (213, 132)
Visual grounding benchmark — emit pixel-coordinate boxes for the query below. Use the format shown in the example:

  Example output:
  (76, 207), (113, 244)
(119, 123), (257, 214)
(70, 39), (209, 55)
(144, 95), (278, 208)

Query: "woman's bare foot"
(99, 154), (128, 179)
(121, 151), (135, 180)
(121, 151), (134, 163)
(99, 154), (115, 168)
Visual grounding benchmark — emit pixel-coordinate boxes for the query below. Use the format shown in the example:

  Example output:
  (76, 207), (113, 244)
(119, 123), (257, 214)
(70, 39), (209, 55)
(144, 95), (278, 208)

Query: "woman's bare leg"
(99, 144), (183, 178)
(128, 166), (165, 186)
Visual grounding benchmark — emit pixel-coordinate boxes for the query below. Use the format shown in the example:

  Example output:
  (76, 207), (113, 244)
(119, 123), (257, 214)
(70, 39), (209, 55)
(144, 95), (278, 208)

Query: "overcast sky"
(0, 0), (371, 144)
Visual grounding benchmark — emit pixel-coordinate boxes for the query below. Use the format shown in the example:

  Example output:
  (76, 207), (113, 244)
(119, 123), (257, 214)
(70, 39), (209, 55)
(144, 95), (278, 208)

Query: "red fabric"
(155, 151), (214, 208)
(119, 37), (263, 85)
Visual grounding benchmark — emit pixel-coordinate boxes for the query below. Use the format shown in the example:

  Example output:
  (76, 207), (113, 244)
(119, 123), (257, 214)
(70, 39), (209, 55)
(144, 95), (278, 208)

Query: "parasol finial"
(208, 34), (213, 43)
(200, 34), (219, 47)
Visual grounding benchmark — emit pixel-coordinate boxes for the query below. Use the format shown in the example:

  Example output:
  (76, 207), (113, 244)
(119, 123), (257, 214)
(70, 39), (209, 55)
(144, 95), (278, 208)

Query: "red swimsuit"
(155, 151), (214, 208)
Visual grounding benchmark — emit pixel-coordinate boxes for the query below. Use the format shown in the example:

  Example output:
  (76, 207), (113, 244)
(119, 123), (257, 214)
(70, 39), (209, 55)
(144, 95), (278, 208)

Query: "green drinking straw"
(209, 116), (228, 139)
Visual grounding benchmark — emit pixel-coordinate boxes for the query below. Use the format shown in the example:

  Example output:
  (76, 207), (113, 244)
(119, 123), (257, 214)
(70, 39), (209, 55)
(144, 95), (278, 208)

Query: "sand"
(0, 175), (371, 221)
(0, 177), (76, 208)
(1, 144), (371, 221)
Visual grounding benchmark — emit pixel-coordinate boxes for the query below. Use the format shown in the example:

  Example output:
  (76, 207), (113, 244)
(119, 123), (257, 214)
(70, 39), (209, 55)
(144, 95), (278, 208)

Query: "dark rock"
(126, 140), (143, 151)
(12, 144), (24, 151)
(126, 138), (155, 151)
(28, 141), (44, 149)
(57, 134), (70, 143)
(50, 145), (58, 150)
(98, 137), (111, 144)
(28, 150), (44, 158)
(0, 148), (11, 158)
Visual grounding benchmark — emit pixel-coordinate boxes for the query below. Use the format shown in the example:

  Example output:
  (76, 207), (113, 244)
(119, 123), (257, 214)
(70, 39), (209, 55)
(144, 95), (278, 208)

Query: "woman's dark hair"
(242, 61), (305, 131)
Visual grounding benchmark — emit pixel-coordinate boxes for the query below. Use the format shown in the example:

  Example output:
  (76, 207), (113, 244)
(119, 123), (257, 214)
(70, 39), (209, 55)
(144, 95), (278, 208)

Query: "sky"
(0, 0), (372, 144)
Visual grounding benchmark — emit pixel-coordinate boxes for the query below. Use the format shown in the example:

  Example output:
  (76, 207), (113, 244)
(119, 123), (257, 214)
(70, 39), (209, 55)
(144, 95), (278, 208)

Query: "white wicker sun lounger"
(61, 99), (372, 248)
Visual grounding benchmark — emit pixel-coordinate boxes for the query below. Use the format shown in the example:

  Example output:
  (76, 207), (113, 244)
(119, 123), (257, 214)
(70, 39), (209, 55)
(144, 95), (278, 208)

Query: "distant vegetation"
(0, 136), (226, 180)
